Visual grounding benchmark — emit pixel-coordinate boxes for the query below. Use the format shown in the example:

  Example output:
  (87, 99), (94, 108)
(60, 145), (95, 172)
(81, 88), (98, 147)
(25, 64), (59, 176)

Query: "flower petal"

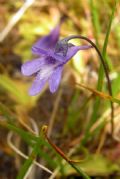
(21, 58), (46, 76)
(31, 47), (49, 56)
(29, 74), (47, 96)
(32, 24), (60, 55)
(49, 65), (63, 93)
(52, 45), (92, 63)
(65, 45), (92, 62)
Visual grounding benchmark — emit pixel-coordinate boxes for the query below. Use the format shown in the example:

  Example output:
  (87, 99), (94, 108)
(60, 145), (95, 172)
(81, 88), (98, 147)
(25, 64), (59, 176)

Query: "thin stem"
(42, 125), (91, 179)
(63, 35), (114, 134)
(70, 162), (91, 179)
(48, 89), (62, 137)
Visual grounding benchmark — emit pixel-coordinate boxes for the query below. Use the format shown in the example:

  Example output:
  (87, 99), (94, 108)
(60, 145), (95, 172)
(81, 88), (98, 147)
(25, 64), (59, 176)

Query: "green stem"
(69, 162), (91, 179)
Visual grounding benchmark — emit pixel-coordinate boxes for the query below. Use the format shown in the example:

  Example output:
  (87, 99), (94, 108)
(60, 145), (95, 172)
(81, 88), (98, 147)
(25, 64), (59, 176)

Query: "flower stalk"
(55, 35), (114, 134)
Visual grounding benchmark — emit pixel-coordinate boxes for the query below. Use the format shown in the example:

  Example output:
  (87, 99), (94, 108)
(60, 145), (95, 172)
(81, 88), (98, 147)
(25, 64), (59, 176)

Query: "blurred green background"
(0, 0), (120, 178)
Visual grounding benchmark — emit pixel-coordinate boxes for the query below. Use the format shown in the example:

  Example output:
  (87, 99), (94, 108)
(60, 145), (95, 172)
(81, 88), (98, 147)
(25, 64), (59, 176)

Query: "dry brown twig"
(47, 88), (63, 137)
(7, 131), (52, 175)
(0, 0), (35, 42)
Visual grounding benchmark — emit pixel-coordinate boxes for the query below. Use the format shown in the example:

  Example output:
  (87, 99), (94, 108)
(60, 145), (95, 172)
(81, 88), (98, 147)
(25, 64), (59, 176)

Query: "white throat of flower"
(38, 63), (58, 80)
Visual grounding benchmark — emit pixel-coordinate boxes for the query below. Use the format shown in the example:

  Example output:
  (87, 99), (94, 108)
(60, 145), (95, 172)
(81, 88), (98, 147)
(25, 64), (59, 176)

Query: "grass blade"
(84, 1), (117, 143)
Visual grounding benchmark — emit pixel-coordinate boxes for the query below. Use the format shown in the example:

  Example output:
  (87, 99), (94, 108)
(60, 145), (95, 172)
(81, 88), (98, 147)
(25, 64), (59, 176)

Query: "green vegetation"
(0, 0), (120, 178)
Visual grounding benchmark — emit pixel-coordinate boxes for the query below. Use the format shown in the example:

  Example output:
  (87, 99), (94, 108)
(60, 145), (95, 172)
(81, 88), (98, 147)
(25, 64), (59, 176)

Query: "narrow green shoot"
(83, 0), (117, 143)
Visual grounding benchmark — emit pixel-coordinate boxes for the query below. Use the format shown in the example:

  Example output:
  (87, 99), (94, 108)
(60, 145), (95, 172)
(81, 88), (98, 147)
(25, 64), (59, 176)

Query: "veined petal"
(32, 24), (60, 55)
(49, 65), (63, 93)
(21, 58), (46, 76)
(29, 74), (47, 96)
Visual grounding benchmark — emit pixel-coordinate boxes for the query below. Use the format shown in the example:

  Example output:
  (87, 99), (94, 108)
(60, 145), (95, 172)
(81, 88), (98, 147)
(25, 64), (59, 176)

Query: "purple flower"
(21, 23), (91, 96)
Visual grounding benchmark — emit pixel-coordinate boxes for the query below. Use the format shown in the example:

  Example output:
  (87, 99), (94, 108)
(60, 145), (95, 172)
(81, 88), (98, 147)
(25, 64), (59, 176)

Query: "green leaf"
(112, 73), (120, 95)
(84, 1), (117, 140)
(62, 154), (119, 177)
(0, 75), (30, 105)
(17, 153), (34, 179)
(16, 141), (40, 179)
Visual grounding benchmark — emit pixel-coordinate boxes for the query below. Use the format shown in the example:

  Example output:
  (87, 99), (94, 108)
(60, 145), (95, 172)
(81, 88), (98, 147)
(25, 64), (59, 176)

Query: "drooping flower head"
(21, 20), (92, 96)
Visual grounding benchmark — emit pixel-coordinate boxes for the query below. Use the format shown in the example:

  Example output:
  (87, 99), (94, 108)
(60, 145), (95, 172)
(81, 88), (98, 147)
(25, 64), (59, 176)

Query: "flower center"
(38, 56), (59, 80)
(46, 56), (57, 64)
